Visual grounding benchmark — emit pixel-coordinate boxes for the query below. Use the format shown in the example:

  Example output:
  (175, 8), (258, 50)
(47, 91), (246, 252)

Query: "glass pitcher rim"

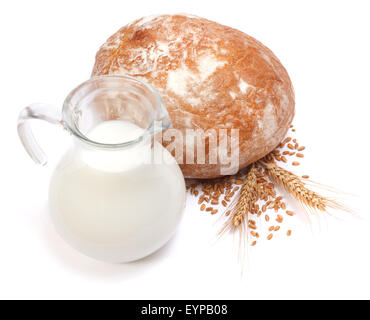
(62, 75), (171, 149)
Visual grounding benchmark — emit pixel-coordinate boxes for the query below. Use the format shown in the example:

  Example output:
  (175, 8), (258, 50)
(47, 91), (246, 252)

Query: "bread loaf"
(92, 14), (295, 178)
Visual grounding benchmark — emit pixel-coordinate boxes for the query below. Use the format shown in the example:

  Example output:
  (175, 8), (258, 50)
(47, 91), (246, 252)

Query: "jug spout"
(151, 102), (171, 135)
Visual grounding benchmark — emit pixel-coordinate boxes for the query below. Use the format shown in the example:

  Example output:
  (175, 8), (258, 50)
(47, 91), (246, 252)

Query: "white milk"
(49, 120), (186, 263)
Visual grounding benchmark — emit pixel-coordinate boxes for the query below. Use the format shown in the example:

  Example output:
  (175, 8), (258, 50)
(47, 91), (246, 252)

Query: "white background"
(1, 0), (369, 299)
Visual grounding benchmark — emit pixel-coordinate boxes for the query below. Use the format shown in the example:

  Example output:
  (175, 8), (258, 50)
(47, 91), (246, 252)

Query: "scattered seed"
(276, 215), (283, 223)
(296, 153), (304, 158)
(188, 137), (304, 248)
(268, 203), (275, 209)
(287, 230), (292, 237)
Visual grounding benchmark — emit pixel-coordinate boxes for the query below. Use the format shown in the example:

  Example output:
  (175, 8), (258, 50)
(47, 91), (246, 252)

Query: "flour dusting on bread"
(93, 14), (295, 178)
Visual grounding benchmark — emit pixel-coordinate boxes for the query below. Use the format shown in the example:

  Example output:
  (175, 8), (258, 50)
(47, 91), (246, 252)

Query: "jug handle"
(17, 103), (64, 166)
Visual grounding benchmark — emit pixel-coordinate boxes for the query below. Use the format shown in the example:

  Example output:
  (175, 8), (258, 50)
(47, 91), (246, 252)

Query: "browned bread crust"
(92, 14), (295, 178)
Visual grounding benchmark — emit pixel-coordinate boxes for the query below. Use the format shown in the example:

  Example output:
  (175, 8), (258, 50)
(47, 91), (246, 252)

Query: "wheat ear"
(258, 158), (346, 213)
(219, 163), (258, 237)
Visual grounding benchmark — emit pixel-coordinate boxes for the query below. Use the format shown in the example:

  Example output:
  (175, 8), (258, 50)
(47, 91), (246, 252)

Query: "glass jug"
(18, 75), (186, 263)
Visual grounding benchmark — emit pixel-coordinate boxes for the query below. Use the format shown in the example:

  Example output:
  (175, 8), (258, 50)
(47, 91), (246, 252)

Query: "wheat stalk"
(232, 164), (258, 227)
(219, 164), (258, 237)
(258, 157), (345, 213)
(217, 163), (259, 264)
